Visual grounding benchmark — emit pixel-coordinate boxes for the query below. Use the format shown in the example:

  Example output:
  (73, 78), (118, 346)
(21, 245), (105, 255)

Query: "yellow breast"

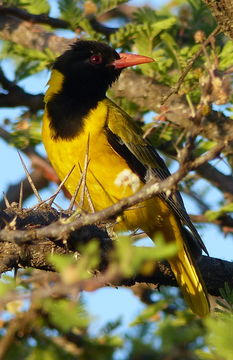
(43, 101), (138, 204)
(43, 99), (171, 234)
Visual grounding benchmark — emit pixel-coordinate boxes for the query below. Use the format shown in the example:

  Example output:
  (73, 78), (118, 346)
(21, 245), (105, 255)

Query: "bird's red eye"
(90, 54), (103, 64)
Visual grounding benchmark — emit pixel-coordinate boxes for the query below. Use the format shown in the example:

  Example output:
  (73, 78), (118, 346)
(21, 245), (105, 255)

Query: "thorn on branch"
(18, 152), (42, 202)
(48, 165), (75, 207)
(2, 193), (10, 208)
(19, 182), (23, 210)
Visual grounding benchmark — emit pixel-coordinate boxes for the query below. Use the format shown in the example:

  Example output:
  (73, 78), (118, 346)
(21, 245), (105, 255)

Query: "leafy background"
(1, 0), (233, 359)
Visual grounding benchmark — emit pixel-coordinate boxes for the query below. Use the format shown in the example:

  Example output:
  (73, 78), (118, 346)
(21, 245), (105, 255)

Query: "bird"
(42, 40), (210, 316)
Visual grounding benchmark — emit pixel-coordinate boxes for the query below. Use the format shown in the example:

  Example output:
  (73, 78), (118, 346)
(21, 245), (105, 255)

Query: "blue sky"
(1, 0), (233, 348)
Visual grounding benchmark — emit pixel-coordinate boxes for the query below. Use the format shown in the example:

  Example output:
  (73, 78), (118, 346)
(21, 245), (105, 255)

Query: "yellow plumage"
(42, 41), (210, 317)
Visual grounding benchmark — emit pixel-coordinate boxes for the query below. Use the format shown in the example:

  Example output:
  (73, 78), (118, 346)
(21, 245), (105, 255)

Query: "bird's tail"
(168, 238), (210, 317)
(146, 215), (210, 317)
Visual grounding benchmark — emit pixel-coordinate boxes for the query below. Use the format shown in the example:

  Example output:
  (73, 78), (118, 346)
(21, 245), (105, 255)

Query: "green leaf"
(2, 0), (21, 5)
(219, 41), (233, 70)
(157, 312), (204, 352)
(95, 0), (128, 15)
(26, 344), (71, 360)
(160, 32), (181, 70)
(194, 140), (217, 156)
(49, 253), (76, 272)
(206, 314), (233, 360)
(205, 202), (233, 221)
(216, 282), (233, 312)
(49, 240), (100, 282)
(0, 42), (55, 80)
(0, 275), (16, 296)
(42, 298), (89, 332)
(78, 17), (102, 40)
(111, 13), (176, 54)
(21, 0), (50, 14)
(114, 234), (177, 277)
(58, 0), (83, 29)
(131, 301), (168, 326)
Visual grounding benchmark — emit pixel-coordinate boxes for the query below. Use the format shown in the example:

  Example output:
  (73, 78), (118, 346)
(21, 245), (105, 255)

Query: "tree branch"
(0, 67), (43, 111)
(0, 6), (118, 37)
(0, 306), (40, 359)
(196, 163), (233, 199)
(0, 140), (227, 244)
(0, 5), (69, 28)
(204, 0), (233, 40)
(0, 14), (74, 53)
(0, 206), (232, 297)
(112, 70), (233, 143)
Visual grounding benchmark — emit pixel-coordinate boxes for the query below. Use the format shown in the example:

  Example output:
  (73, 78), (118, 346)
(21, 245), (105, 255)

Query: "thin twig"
(85, 185), (95, 213)
(52, 202), (64, 211)
(18, 182), (23, 210)
(48, 165), (76, 206)
(2, 193), (10, 208)
(79, 135), (90, 210)
(162, 25), (221, 104)
(68, 173), (84, 211)
(28, 165), (76, 209)
(18, 152), (42, 202)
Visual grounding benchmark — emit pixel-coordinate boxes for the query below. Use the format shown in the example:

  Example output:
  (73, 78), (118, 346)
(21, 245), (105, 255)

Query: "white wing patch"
(114, 169), (140, 193)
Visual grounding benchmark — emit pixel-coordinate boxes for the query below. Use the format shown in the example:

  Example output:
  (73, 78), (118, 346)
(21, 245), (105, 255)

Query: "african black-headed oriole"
(42, 41), (210, 316)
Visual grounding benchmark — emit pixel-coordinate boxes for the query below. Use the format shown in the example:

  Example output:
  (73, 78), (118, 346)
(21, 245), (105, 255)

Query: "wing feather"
(104, 99), (208, 254)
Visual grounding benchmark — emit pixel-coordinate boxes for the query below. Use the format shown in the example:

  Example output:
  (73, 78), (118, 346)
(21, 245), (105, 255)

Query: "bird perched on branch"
(42, 40), (210, 316)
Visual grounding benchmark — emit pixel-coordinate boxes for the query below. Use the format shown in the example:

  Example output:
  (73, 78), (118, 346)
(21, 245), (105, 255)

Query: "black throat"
(46, 41), (121, 140)
(46, 79), (106, 140)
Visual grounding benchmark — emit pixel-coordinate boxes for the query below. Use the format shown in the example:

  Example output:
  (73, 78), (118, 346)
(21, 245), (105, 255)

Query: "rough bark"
(0, 206), (231, 297)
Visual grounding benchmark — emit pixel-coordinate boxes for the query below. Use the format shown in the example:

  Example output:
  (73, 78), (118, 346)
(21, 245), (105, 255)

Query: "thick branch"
(112, 70), (233, 143)
(0, 6), (117, 39)
(204, 0), (233, 40)
(0, 67), (43, 111)
(0, 14), (73, 53)
(0, 207), (231, 297)
(196, 163), (233, 199)
(0, 5), (69, 28)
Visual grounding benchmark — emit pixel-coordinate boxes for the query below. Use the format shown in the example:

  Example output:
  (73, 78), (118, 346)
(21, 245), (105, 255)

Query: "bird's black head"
(53, 41), (122, 101)
(46, 40), (153, 139)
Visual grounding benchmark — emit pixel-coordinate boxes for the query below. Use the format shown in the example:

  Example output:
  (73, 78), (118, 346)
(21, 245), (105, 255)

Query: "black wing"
(105, 126), (208, 255)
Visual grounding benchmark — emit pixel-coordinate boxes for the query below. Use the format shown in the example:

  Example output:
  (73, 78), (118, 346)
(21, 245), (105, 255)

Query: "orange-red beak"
(113, 53), (154, 69)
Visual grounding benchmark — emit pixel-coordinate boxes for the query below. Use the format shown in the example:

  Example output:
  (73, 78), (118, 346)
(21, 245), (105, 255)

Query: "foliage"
(0, 0), (233, 359)
(1, 266), (233, 359)
(0, 41), (55, 80)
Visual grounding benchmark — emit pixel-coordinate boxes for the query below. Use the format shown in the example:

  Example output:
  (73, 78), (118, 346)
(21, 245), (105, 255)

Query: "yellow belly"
(42, 109), (172, 235)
